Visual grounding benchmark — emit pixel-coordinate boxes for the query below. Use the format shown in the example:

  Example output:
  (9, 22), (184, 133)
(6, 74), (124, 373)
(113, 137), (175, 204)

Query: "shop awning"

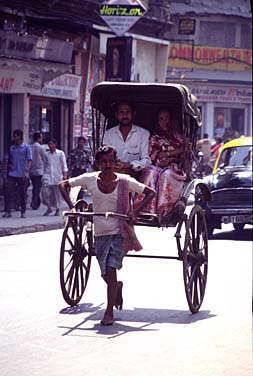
(0, 57), (73, 83)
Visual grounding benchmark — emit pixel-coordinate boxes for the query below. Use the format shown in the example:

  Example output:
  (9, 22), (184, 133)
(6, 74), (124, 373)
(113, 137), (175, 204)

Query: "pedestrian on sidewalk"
(42, 138), (68, 216)
(67, 136), (93, 200)
(2, 129), (32, 219)
(67, 136), (92, 177)
(30, 132), (47, 210)
(58, 145), (155, 326)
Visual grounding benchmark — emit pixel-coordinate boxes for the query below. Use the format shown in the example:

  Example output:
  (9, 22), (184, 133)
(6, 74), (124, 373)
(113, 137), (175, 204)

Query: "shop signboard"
(178, 19), (196, 35)
(0, 30), (73, 64)
(99, 0), (146, 36)
(0, 68), (42, 93)
(189, 85), (252, 104)
(168, 43), (252, 72)
(41, 74), (82, 100)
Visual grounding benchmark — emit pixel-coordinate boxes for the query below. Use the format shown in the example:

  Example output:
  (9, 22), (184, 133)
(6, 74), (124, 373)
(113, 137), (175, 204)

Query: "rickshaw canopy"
(90, 82), (202, 132)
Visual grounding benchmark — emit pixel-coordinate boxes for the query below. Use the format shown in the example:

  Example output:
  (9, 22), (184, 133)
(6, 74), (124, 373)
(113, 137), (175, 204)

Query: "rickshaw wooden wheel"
(183, 205), (208, 313)
(60, 200), (93, 306)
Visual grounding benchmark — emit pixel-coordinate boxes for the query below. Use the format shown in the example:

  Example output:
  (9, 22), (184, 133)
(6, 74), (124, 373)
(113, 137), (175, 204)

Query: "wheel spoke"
(64, 256), (73, 271)
(187, 263), (198, 291)
(70, 219), (81, 249)
(72, 266), (80, 300)
(66, 264), (75, 295)
(66, 232), (75, 250)
(193, 272), (199, 306)
(197, 267), (205, 298)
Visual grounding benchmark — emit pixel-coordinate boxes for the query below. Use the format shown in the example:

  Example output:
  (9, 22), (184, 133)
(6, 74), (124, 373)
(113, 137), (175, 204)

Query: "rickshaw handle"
(63, 211), (129, 220)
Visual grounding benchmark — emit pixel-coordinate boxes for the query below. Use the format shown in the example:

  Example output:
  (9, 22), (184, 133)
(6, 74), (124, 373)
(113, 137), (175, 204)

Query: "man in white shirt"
(42, 139), (68, 216)
(30, 132), (47, 210)
(103, 101), (151, 177)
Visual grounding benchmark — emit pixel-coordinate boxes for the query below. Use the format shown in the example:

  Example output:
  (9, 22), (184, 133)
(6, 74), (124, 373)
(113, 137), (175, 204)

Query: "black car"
(203, 137), (252, 237)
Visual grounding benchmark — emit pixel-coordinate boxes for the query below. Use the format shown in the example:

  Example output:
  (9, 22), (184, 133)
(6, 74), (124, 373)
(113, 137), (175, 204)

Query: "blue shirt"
(8, 143), (32, 177)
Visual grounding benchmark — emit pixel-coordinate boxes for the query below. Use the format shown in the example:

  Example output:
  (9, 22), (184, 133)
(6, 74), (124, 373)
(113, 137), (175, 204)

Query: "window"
(29, 100), (54, 144)
(199, 22), (236, 48)
(241, 24), (252, 49)
(218, 146), (252, 169)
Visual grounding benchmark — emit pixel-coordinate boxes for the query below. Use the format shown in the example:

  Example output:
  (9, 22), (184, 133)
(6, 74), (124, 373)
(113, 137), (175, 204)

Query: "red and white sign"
(0, 69), (42, 93)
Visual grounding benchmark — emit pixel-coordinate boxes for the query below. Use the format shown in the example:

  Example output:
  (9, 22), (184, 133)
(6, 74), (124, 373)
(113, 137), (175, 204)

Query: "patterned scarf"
(117, 175), (142, 252)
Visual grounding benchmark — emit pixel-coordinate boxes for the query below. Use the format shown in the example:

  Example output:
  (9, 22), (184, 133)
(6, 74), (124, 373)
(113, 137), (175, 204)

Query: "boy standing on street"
(59, 145), (155, 325)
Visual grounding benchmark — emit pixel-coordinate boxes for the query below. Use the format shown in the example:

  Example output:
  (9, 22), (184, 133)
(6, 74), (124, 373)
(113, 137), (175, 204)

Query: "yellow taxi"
(203, 136), (252, 236)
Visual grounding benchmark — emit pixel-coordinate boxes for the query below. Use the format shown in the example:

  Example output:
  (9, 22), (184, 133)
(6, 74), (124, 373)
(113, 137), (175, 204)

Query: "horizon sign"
(99, 0), (146, 36)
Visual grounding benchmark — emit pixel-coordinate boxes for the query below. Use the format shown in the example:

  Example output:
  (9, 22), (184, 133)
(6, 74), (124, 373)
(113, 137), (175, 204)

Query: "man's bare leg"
(101, 266), (118, 325)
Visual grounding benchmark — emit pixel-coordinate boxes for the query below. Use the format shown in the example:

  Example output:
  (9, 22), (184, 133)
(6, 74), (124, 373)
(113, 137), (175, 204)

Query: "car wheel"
(233, 223), (245, 231)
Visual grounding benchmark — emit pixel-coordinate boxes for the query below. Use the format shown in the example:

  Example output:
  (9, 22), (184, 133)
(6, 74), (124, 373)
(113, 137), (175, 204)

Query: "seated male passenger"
(103, 101), (151, 178)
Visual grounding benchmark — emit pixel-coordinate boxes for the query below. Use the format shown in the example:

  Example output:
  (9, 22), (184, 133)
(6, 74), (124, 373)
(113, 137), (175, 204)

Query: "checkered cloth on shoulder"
(117, 175), (142, 252)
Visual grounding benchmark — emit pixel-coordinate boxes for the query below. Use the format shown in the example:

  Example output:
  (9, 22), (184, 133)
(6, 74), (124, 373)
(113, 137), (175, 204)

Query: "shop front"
(188, 84), (252, 141)
(29, 73), (82, 151)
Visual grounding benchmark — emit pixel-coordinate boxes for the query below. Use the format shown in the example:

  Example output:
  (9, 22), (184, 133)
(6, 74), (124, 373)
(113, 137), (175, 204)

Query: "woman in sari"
(135, 108), (186, 216)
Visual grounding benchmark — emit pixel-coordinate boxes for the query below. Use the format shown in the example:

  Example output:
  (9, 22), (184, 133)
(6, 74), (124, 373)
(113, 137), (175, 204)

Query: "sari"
(135, 131), (186, 215)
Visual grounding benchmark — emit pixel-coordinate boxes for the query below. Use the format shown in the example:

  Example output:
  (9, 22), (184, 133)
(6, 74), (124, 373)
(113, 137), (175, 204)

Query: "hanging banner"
(99, 0), (146, 36)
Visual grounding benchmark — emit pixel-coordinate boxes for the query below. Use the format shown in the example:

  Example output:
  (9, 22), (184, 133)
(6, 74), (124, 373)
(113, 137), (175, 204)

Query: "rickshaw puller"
(59, 145), (155, 326)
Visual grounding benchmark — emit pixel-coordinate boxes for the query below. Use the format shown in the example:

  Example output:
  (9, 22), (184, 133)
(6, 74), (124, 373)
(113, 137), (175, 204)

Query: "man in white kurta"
(42, 139), (68, 216)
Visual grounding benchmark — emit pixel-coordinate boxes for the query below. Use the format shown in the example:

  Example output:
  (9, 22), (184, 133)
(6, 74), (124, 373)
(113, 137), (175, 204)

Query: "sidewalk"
(0, 188), (91, 237)
(0, 198), (67, 237)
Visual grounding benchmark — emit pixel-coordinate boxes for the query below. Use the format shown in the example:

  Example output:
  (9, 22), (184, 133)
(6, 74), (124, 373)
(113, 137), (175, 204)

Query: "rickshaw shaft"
(125, 254), (180, 260)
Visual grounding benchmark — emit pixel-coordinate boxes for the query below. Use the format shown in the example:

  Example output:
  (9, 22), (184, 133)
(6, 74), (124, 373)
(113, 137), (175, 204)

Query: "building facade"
(167, 0), (252, 141)
(0, 0), (173, 163)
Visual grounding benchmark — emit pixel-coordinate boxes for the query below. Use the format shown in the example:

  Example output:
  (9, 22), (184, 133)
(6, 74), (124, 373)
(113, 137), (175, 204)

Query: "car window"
(217, 145), (252, 169)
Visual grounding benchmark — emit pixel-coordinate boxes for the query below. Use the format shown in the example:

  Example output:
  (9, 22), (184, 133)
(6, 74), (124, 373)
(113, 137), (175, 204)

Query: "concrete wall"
(133, 39), (169, 83)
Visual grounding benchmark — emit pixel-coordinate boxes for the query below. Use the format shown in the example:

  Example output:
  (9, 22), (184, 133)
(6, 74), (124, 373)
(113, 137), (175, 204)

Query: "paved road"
(0, 225), (252, 376)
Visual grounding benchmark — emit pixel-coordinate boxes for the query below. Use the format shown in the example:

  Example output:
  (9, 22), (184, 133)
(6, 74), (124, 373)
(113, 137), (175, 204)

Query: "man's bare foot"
(100, 314), (114, 326)
(114, 281), (123, 310)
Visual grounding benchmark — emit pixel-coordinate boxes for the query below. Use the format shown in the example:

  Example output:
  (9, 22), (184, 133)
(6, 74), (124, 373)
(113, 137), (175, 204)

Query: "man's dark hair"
(78, 136), (86, 142)
(48, 138), (57, 145)
(95, 145), (117, 161)
(33, 132), (42, 142)
(13, 129), (23, 140)
(114, 100), (135, 112)
(215, 136), (222, 143)
(203, 133), (209, 139)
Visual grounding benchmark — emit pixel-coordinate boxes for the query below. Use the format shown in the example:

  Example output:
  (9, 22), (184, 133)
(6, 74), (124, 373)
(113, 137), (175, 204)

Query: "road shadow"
(59, 303), (216, 339)
(212, 227), (252, 241)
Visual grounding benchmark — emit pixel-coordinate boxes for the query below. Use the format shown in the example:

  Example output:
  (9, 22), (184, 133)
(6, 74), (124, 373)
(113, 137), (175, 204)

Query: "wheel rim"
(183, 205), (208, 313)
(176, 217), (187, 260)
(60, 201), (93, 306)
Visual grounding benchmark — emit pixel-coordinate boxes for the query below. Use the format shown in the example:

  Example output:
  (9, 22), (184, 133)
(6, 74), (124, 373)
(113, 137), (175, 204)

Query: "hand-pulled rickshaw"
(59, 82), (212, 313)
